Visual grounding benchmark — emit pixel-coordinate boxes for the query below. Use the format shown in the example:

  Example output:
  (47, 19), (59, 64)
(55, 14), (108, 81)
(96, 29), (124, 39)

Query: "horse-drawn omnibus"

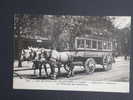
(63, 34), (114, 74)
(16, 34), (114, 79)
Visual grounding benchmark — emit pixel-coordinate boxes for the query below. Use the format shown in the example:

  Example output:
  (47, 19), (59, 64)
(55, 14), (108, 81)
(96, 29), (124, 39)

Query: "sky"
(111, 16), (131, 29)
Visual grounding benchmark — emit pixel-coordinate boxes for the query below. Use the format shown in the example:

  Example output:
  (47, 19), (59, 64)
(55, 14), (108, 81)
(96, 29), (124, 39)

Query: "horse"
(20, 49), (36, 64)
(32, 49), (49, 77)
(44, 49), (74, 79)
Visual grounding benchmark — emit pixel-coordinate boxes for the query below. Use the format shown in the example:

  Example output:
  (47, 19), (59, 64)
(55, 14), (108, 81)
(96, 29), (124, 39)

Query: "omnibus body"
(63, 35), (114, 73)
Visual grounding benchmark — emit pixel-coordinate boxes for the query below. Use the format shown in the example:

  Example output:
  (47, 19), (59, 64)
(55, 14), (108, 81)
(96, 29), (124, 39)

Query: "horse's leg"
(32, 63), (36, 76)
(18, 60), (22, 67)
(65, 67), (70, 77)
(70, 63), (74, 76)
(66, 62), (74, 78)
(39, 68), (41, 77)
(57, 63), (61, 75)
(65, 63), (71, 78)
(44, 63), (48, 77)
(50, 62), (57, 80)
(49, 63), (53, 75)
(63, 63), (70, 78)
(52, 65), (57, 79)
(34, 69), (36, 76)
(39, 62), (42, 77)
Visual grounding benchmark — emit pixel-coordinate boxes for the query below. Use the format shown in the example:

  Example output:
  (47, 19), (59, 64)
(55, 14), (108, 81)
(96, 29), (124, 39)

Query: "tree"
(14, 15), (119, 67)
(14, 14), (43, 67)
(55, 16), (116, 50)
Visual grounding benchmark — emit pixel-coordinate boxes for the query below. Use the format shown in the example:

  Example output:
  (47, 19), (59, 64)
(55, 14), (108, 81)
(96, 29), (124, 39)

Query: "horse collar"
(49, 49), (53, 59)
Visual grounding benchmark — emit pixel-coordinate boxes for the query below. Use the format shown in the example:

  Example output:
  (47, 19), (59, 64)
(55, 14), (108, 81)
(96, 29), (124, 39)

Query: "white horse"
(44, 49), (74, 79)
(20, 49), (34, 62)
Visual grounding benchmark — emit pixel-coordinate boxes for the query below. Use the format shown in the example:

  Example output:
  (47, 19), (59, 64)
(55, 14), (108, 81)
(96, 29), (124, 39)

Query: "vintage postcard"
(13, 15), (130, 93)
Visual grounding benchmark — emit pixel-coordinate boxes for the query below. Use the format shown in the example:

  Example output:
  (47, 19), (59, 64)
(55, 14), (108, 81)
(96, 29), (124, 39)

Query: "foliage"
(14, 14), (130, 54)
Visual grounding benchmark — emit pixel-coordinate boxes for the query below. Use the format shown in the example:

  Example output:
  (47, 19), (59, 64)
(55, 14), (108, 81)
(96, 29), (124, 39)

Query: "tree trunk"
(18, 49), (22, 67)
(17, 38), (23, 67)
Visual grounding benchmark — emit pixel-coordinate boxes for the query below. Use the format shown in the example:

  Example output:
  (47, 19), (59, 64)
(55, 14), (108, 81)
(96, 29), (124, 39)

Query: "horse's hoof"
(66, 74), (71, 78)
(50, 74), (57, 80)
(58, 72), (61, 76)
(45, 75), (49, 78)
(51, 76), (56, 80)
(71, 73), (74, 77)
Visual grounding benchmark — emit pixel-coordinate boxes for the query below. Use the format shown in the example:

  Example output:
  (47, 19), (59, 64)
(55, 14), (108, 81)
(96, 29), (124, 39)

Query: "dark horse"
(44, 49), (74, 79)
(32, 50), (49, 77)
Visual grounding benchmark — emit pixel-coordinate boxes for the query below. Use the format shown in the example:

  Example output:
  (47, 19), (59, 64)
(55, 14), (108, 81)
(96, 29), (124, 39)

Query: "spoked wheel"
(84, 58), (96, 74)
(103, 56), (112, 71)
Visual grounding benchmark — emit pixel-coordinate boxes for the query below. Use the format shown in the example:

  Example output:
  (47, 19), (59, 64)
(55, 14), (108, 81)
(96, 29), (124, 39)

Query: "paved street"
(13, 56), (130, 82)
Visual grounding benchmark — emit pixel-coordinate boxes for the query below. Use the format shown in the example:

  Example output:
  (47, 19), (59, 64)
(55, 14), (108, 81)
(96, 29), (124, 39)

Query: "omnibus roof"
(75, 34), (113, 41)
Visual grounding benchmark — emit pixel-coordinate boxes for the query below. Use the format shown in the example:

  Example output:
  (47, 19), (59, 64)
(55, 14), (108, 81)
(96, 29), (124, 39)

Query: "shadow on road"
(95, 68), (105, 72)
(13, 68), (107, 80)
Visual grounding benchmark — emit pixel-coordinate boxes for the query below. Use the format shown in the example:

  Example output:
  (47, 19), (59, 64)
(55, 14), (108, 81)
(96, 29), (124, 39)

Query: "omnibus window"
(77, 39), (84, 48)
(108, 42), (112, 50)
(86, 40), (91, 48)
(103, 41), (107, 49)
(98, 40), (102, 50)
(64, 42), (69, 49)
(92, 40), (97, 49)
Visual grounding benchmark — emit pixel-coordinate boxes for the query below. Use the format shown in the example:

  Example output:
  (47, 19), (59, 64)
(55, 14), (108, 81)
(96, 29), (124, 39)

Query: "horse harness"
(47, 49), (72, 65)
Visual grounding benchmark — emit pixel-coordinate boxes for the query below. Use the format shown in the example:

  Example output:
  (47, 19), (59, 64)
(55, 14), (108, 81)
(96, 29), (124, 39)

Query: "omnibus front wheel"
(84, 58), (96, 74)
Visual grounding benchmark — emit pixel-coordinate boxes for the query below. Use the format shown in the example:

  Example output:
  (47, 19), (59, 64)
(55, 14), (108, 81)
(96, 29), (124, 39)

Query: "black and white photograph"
(13, 15), (130, 93)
